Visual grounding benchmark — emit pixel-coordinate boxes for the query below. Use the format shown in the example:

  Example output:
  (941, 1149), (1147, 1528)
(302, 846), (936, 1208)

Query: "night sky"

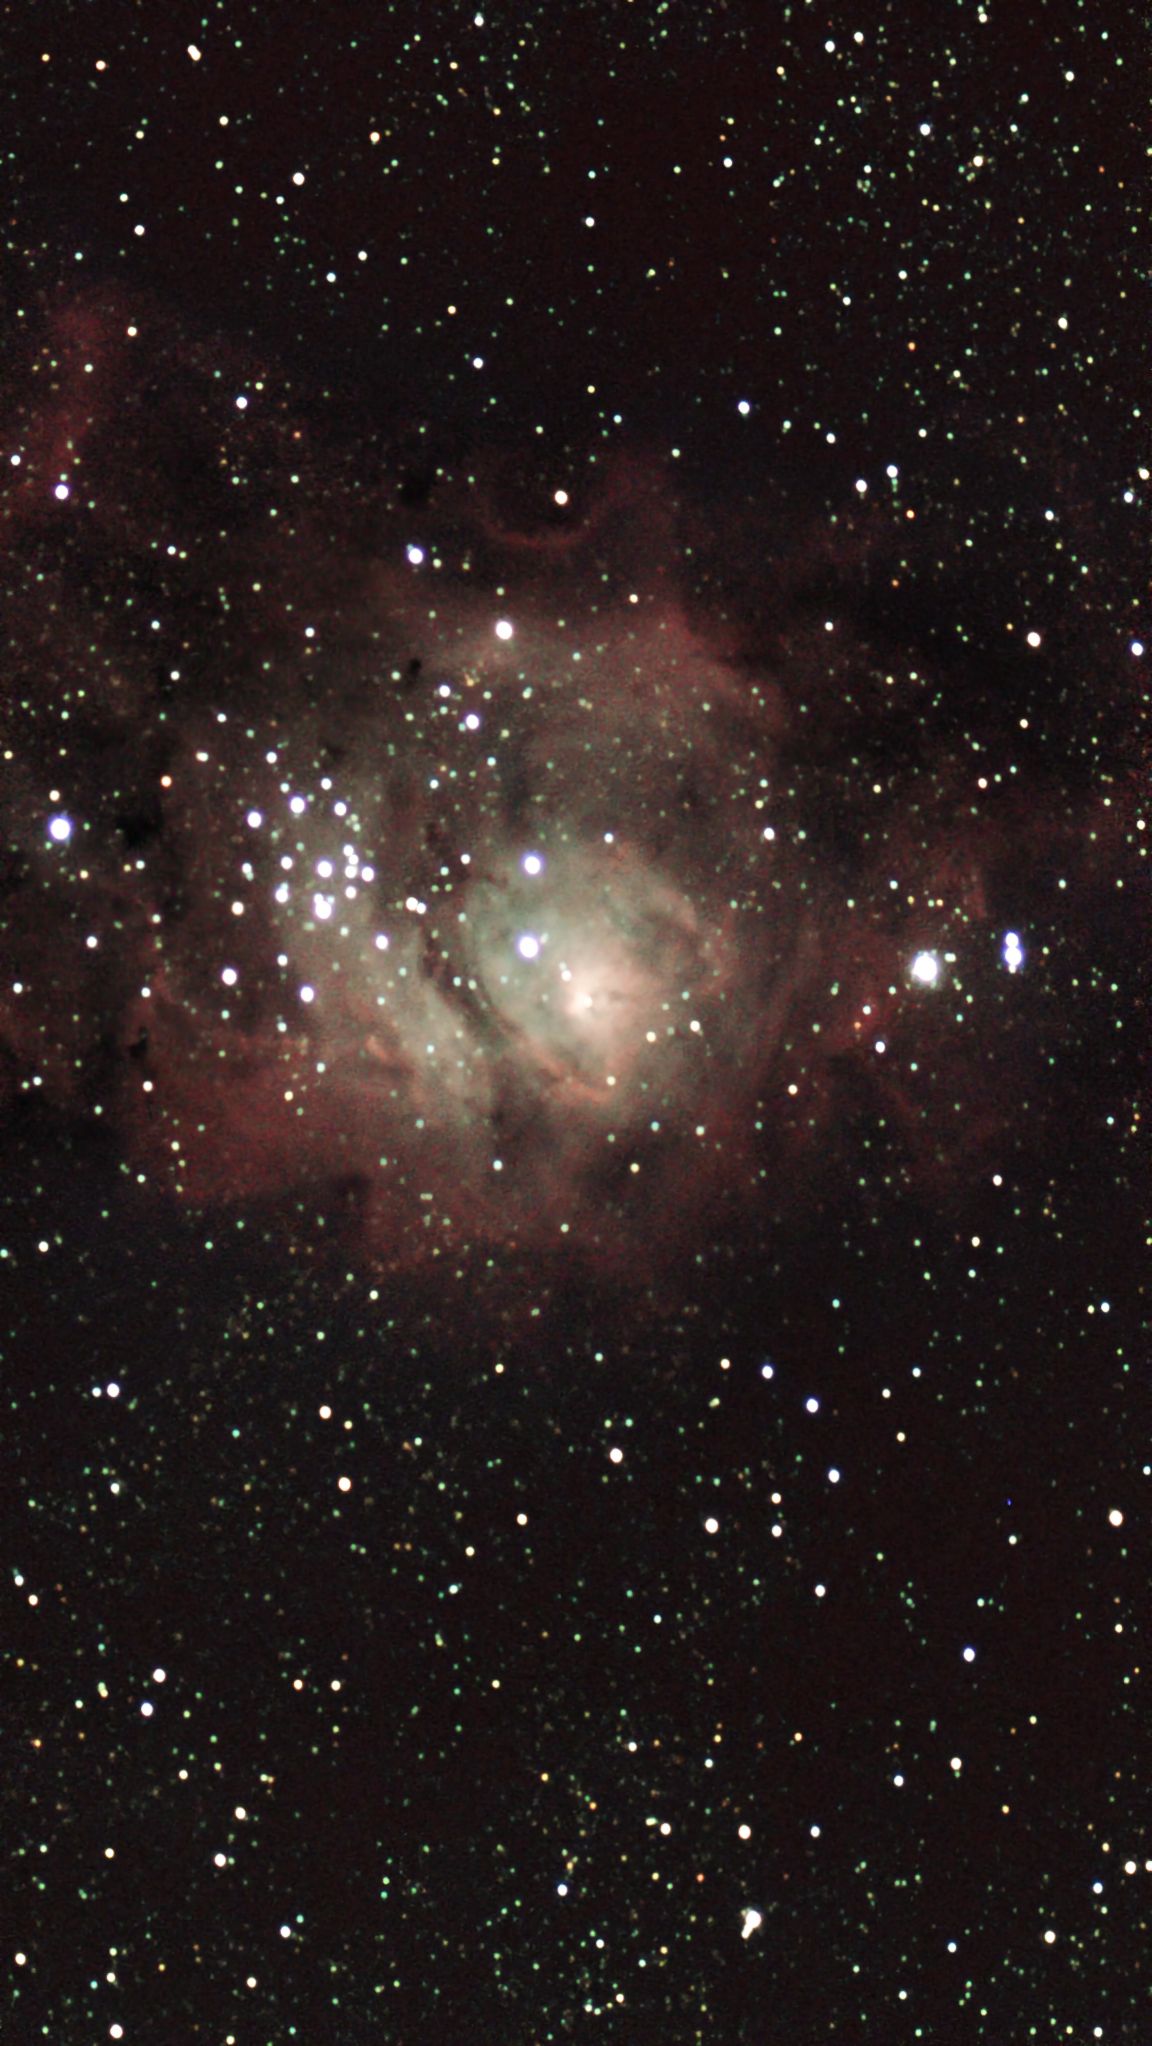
(2, 5), (1147, 2042)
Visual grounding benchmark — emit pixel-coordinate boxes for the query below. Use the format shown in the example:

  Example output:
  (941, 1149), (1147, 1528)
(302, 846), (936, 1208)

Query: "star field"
(1, 4), (1146, 2042)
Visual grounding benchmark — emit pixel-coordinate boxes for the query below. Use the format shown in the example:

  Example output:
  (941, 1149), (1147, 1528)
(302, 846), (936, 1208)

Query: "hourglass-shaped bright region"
(465, 839), (713, 1094)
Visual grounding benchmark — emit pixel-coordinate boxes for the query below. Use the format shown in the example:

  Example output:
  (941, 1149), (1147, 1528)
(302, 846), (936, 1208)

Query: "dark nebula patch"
(0, 289), (1133, 1300)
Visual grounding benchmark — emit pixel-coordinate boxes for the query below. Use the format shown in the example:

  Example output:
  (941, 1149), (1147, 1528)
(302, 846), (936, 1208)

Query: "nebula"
(109, 585), (815, 1278)
(1, 289), (1131, 1298)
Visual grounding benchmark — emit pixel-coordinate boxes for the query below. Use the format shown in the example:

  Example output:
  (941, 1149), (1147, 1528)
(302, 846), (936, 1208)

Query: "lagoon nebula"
(1, 292), (1125, 1297)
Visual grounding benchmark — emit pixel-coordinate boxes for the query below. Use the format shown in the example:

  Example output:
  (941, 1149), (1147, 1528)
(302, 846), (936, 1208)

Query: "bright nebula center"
(466, 840), (716, 1095)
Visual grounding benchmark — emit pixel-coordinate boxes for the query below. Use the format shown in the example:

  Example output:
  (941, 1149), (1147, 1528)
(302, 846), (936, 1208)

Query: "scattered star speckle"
(0, 5), (1143, 2043)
